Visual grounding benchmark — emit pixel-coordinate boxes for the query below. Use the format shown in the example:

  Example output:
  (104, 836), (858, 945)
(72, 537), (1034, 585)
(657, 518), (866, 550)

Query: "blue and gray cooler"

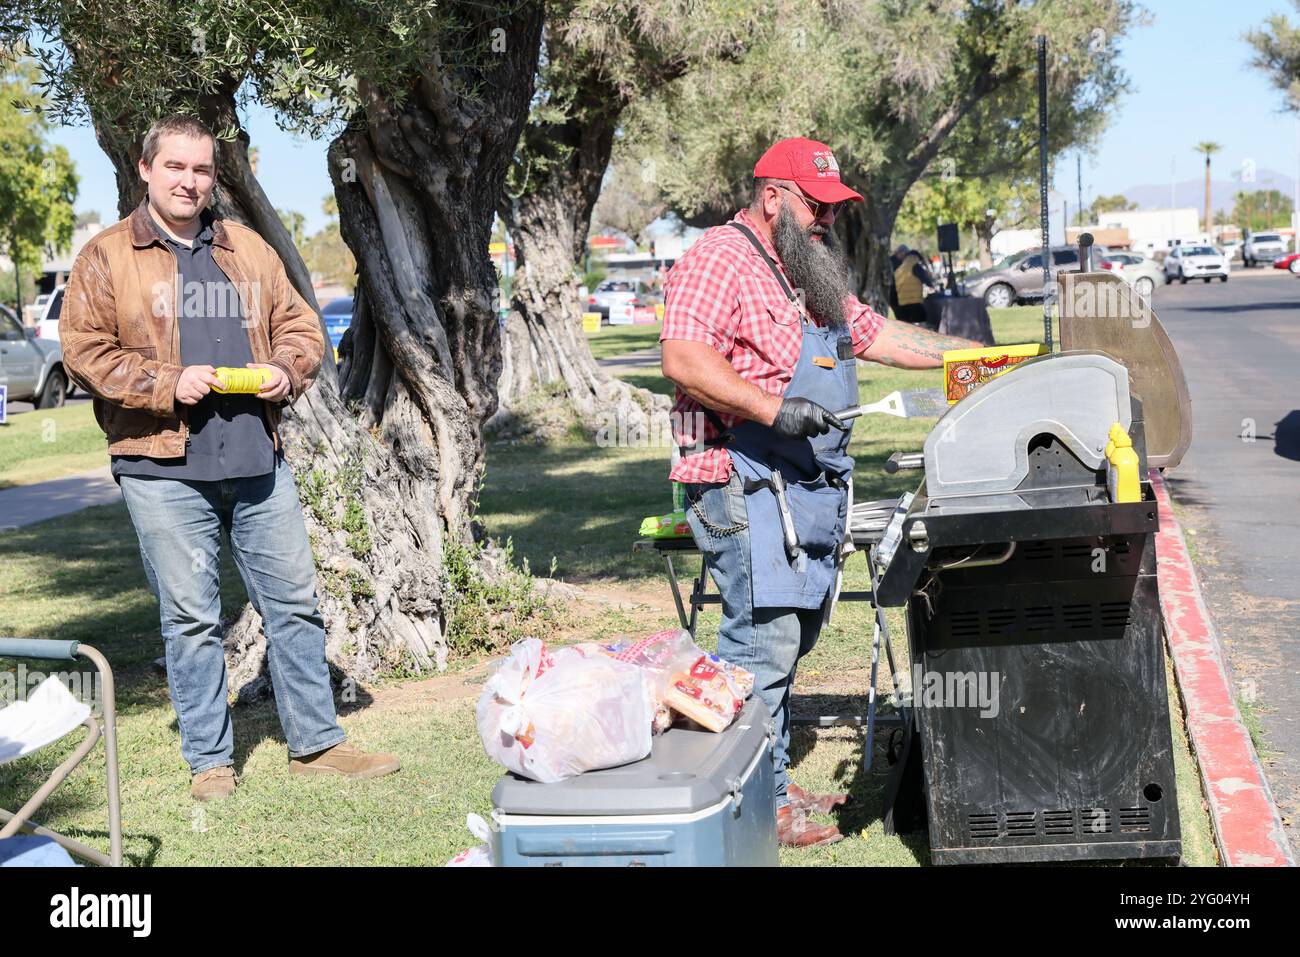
(491, 697), (778, 867)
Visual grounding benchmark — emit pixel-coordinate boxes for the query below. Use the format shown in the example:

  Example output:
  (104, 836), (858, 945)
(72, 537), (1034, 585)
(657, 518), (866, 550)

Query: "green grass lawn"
(0, 403), (107, 488)
(0, 305), (1216, 866)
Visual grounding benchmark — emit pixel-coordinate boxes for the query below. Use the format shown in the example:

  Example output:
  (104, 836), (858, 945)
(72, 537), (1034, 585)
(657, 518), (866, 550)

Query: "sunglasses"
(773, 183), (845, 220)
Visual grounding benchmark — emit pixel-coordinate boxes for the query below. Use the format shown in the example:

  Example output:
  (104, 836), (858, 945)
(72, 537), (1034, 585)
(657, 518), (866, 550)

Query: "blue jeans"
(120, 455), (346, 774)
(686, 471), (823, 809)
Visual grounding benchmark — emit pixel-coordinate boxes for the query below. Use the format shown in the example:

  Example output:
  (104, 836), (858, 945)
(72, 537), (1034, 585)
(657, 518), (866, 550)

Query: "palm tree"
(1194, 142), (1221, 238)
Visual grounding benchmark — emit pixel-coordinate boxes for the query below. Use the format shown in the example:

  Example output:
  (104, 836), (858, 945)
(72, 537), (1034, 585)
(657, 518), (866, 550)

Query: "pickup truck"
(0, 305), (69, 409)
(1242, 232), (1289, 267)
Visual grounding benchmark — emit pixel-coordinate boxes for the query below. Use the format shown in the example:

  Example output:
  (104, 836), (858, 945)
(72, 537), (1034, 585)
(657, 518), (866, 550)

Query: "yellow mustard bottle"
(1107, 425), (1140, 503)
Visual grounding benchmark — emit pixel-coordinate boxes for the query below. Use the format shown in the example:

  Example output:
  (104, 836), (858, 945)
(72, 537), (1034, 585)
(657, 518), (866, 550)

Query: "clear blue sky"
(49, 0), (1300, 235)
(1057, 0), (1299, 208)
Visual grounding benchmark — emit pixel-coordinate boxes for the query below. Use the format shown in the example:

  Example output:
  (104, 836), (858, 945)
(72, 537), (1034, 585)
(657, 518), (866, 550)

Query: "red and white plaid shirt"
(660, 208), (884, 484)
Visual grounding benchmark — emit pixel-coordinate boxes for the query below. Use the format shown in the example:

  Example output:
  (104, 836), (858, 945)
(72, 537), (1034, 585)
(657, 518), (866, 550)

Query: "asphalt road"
(1154, 267), (1300, 852)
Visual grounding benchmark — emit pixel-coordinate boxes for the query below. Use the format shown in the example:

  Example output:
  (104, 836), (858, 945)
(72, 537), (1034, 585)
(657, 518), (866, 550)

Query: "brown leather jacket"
(61, 201), (324, 458)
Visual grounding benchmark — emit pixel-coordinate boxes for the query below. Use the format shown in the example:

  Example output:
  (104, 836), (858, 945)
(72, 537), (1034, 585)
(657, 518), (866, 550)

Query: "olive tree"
(494, 1), (747, 431)
(624, 0), (1137, 309)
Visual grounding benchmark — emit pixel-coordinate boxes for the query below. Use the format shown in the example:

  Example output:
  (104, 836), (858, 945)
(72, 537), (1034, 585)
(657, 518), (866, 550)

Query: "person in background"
(893, 247), (936, 326)
(887, 243), (910, 317)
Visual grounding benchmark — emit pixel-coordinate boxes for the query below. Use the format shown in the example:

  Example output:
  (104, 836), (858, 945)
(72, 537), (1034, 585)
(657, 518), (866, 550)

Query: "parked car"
(1271, 252), (1300, 274)
(1242, 232), (1288, 267)
(0, 305), (68, 408)
(1163, 245), (1229, 284)
(1100, 252), (1162, 297)
(586, 278), (658, 323)
(33, 286), (64, 344)
(963, 246), (1106, 309)
(321, 296), (353, 357)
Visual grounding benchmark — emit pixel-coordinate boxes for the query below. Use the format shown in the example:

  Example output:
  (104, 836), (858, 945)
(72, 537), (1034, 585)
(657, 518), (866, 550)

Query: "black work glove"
(770, 397), (846, 439)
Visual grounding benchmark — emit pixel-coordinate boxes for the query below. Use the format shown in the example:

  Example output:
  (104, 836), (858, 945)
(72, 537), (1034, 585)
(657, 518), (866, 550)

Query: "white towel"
(0, 677), (91, 765)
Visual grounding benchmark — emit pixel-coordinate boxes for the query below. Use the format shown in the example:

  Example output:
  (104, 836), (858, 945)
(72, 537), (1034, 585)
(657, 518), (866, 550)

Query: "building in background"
(1093, 208), (1203, 254)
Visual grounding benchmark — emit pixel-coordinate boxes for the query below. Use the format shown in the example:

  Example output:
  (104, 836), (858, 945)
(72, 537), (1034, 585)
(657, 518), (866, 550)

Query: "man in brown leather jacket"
(62, 114), (399, 801)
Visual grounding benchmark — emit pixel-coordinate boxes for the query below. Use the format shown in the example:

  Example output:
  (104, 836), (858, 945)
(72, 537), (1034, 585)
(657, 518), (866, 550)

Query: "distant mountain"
(1114, 169), (1296, 216)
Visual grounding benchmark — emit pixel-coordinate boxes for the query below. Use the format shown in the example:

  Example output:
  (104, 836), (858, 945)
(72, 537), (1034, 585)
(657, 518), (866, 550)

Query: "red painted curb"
(1152, 470), (1294, 866)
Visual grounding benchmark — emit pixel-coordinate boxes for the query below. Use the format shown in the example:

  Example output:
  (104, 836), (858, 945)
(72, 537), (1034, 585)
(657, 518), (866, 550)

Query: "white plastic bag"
(446, 813), (494, 867)
(476, 638), (654, 783)
(593, 629), (755, 732)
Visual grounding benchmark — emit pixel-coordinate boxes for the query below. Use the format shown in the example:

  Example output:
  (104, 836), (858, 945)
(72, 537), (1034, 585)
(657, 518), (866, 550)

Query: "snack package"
(639, 511), (692, 539)
(592, 629), (754, 733)
(941, 343), (1047, 403)
(446, 813), (494, 867)
(476, 638), (654, 783)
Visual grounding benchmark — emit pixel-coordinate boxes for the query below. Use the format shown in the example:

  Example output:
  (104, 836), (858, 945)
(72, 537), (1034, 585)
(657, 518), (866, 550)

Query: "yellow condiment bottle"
(1104, 423), (1123, 461)
(1107, 424), (1140, 503)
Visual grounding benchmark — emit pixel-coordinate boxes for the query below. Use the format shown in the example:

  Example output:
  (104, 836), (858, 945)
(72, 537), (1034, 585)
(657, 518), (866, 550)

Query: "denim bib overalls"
(709, 223), (859, 610)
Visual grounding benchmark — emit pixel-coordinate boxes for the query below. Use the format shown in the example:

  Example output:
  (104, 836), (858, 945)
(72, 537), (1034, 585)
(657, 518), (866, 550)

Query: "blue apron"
(711, 224), (859, 609)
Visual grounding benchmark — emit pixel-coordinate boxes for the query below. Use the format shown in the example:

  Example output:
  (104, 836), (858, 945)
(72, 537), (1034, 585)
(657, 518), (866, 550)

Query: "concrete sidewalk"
(0, 467), (121, 530)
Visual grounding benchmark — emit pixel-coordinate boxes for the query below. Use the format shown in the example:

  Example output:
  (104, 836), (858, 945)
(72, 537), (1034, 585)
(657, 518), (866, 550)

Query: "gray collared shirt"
(111, 211), (275, 483)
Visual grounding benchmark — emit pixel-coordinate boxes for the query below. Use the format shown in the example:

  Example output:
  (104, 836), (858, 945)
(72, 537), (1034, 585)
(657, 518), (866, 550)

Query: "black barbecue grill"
(873, 350), (1182, 864)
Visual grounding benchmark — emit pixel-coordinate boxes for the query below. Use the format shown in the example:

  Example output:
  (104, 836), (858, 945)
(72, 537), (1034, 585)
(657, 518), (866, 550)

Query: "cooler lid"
(491, 697), (771, 816)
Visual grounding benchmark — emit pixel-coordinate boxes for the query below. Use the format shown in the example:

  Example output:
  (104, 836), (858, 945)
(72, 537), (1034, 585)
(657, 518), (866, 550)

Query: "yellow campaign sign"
(655, 303), (665, 322)
(582, 312), (602, 333)
(488, 242), (506, 255)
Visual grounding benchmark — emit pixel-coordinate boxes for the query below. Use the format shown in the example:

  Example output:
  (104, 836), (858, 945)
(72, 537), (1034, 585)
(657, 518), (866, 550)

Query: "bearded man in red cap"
(660, 137), (979, 848)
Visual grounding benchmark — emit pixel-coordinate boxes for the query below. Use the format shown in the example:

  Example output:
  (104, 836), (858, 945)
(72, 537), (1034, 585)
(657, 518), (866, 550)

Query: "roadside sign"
(608, 303), (634, 325)
(633, 306), (657, 324)
(582, 312), (601, 333)
(0, 383), (7, 425)
(655, 303), (665, 322)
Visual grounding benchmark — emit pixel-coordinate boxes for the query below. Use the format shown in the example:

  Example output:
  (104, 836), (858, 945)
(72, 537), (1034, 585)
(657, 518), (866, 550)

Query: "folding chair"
(0, 638), (122, 867)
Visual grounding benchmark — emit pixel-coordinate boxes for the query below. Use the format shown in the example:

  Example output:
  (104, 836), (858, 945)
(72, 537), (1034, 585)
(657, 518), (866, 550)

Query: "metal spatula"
(835, 388), (948, 421)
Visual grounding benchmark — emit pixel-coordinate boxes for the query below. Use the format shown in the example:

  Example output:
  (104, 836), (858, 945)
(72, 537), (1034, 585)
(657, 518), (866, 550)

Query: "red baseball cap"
(753, 137), (863, 205)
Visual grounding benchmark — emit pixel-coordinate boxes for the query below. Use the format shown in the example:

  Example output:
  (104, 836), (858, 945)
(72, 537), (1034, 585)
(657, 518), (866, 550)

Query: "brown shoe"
(776, 804), (844, 848)
(289, 741), (401, 780)
(788, 781), (852, 816)
(191, 766), (236, 802)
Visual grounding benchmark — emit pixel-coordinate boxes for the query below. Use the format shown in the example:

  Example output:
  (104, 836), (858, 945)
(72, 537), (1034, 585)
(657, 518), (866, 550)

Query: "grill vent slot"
(1062, 603), (1093, 629)
(1099, 601), (1132, 636)
(965, 808), (1134, 841)
(950, 611), (981, 639)
(986, 609), (1017, 634)
(1025, 606), (1055, 631)
(968, 813), (999, 840)
(1005, 811), (1037, 836)
(1043, 810), (1076, 835)
(1119, 807), (1151, 833)
(1080, 808), (1112, 834)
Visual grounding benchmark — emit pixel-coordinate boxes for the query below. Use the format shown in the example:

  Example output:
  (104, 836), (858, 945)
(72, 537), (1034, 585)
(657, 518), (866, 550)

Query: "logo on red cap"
(754, 137), (862, 205)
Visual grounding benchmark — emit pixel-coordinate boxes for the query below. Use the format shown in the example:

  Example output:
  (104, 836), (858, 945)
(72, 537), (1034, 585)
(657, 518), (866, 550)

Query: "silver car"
(0, 305), (69, 408)
(963, 246), (1108, 309)
(1163, 245), (1229, 284)
(1100, 252), (1162, 298)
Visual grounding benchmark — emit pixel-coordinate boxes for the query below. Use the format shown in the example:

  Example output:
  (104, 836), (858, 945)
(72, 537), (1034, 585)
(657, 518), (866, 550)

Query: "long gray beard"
(772, 203), (852, 330)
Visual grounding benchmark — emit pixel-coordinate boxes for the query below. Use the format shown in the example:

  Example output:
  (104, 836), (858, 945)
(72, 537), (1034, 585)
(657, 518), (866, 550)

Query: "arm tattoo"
(872, 322), (977, 368)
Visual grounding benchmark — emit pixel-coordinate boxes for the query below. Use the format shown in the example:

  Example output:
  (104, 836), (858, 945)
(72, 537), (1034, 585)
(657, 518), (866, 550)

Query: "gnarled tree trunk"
(495, 68), (668, 436)
(838, 189), (906, 316)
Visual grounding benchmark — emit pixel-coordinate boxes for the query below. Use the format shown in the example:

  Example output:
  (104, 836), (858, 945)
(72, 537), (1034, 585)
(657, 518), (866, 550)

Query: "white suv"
(1164, 245), (1229, 284)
